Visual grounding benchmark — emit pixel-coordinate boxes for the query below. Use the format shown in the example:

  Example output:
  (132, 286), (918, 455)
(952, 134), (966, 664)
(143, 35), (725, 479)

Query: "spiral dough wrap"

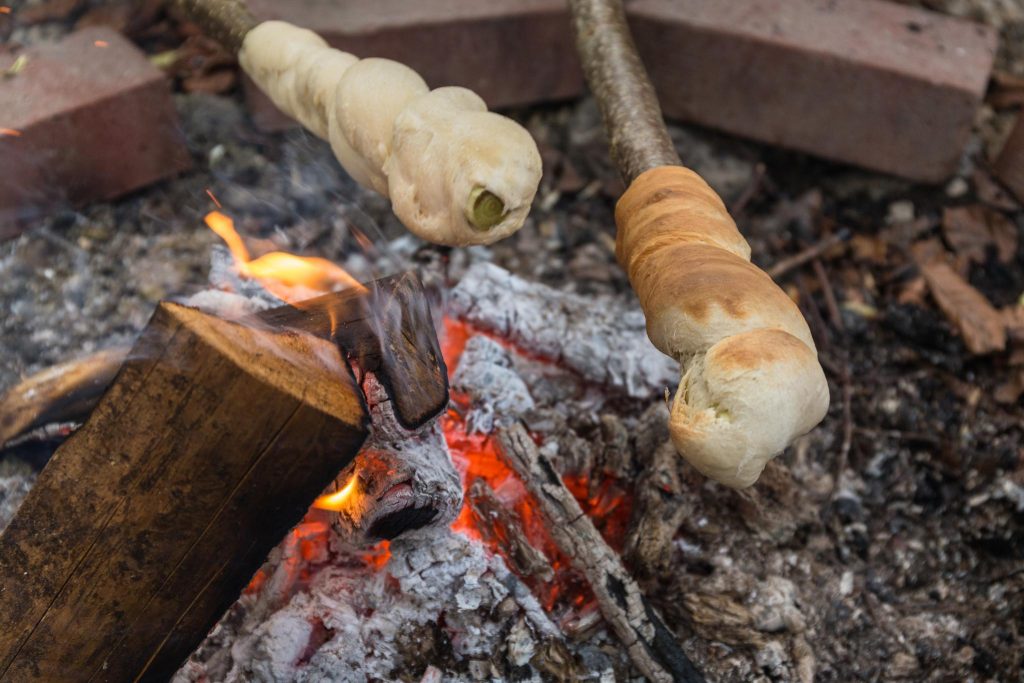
(238, 21), (542, 247)
(616, 166), (830, 488)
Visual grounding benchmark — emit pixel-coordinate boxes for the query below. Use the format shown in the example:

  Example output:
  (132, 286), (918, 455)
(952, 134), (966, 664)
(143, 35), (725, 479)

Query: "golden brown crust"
(615, 165), (829, 488)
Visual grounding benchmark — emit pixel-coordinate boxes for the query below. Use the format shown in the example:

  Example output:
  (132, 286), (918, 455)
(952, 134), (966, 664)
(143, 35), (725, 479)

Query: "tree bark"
(0, 301), (369, 682)
(173, 0), (257, 54)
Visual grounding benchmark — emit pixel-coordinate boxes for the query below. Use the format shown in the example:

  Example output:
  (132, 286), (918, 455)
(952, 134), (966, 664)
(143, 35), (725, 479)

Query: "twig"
(767, 229), (851, 280)
(812, 258), (845, 333)
(729, 162), (767, 216)
(497, 424), (705, 683)
(568, 0), (681, 183)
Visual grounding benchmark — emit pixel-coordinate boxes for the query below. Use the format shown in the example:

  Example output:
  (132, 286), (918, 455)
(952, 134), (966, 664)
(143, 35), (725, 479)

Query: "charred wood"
(0, 347), (128, 448)
(497, 424), (704, 683)
(327, 374), (461, 547)
(465, 478), (554, 584)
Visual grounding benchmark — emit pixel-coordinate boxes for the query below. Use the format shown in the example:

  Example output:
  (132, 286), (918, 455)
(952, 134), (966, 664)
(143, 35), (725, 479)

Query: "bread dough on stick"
(239, 21), (541, 247)
(616, 166), (830, 488)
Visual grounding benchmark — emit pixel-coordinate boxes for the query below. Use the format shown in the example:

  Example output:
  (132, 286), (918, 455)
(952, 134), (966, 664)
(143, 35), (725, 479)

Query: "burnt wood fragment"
(497, 424), (704, 683)
(0, 302), (369, 682)
(258, 271), (448, 429)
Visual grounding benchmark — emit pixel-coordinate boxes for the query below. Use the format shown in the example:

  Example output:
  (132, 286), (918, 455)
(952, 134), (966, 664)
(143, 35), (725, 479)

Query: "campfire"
(2, 0), (1022, 680)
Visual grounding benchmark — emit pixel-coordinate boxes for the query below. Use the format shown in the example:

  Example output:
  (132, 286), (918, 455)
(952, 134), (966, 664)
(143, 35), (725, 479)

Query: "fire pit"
(2, 0), (1024, 681)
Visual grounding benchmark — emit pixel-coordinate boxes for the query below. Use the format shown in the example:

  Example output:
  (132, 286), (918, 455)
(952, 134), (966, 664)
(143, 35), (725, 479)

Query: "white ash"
(175, 529), (562, 683)
(328, 374), (462, 547)
(448, 262), (677, 399)
(451, 335), (535, 434)
(0, 466), (35, 533)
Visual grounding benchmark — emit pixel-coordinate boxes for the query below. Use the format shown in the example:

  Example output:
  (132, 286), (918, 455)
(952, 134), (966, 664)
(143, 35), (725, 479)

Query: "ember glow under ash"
(440, 317), (634, 612)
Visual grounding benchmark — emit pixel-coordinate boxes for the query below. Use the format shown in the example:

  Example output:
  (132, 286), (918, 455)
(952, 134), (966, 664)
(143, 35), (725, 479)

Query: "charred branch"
(497, 424), (704, 683)
(327, 374), (461, 547)
(0, 347), (128, 448)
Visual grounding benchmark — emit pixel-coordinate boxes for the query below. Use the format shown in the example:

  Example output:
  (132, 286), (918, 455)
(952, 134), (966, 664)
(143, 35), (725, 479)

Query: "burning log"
(568, 0), (829, 488)
(322, 373), (462, 546)
(449, 262), (678, 399)
(0, 302), (370, 681)
(497, 424), (704, 683)
(0, 272), (447, 447)
(175, 0), (542, 246)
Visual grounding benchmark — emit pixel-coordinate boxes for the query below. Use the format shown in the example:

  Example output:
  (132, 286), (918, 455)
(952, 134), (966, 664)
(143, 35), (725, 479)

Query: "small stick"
(497, 424), (705, 683)
(767, 229), (851, 280)
(173, 0), (256, 54)
(812, 258), (845, 333)
(569, 0), (680, 183)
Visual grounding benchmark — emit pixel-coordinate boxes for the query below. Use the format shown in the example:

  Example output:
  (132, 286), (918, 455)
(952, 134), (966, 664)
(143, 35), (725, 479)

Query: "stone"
(0, 27), (191, 240)
(629, 0), (997, 182)
(243, 0), (583, 130)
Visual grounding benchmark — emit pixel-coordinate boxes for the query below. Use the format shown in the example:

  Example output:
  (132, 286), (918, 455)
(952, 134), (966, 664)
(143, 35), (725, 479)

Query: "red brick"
(243, 0), (583, 130)
(994, 113), (1024, 204)
(629, 0), (997, 183)
(0, 27), (191, 239)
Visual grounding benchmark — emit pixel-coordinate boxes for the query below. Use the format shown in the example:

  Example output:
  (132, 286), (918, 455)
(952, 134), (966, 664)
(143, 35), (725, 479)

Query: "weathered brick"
(994, 113), (1024, 204)
(243, 0), (583, 130)
(629, 0), (997, 183)
(0, 27), (191, 239)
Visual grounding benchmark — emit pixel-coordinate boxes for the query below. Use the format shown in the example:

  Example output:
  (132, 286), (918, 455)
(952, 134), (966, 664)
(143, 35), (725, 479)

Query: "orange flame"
(0, 7), (11, 14)
(93, 40), (109, 48)
(203, 209), (365, 302)
(312, 473), (359, 511)
(0, 129), (20, 137)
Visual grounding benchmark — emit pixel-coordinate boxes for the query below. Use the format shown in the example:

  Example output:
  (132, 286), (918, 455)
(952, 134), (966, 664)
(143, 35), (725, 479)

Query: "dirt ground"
(1, 1), (1023, 681)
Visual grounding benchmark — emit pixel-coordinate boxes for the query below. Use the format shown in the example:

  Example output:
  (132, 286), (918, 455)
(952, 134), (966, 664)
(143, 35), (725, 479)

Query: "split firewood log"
(569, 0), (830, 488)
(175, 0), (542, 247)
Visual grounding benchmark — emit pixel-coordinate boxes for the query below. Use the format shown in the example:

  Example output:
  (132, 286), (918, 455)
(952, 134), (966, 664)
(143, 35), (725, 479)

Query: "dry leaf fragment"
(942, 205), (1018, 265)
(917, 257), (1007, 355)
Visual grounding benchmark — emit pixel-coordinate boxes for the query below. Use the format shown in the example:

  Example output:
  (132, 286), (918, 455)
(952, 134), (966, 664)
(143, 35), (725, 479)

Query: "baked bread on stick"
(238, 21), (542, 247)
(616, 166), (829, 488)
(570, 0), (829, 488)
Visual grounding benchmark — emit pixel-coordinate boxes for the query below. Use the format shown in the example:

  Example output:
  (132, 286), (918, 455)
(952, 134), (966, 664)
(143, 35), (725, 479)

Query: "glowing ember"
(313, 473), (359, 511)
(441, 317), (633, 611)
(0, 129), (21, 137)
(93, 40), (109, 48)
(203, 209), (365, 301)
(0, 7), (10, 13)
